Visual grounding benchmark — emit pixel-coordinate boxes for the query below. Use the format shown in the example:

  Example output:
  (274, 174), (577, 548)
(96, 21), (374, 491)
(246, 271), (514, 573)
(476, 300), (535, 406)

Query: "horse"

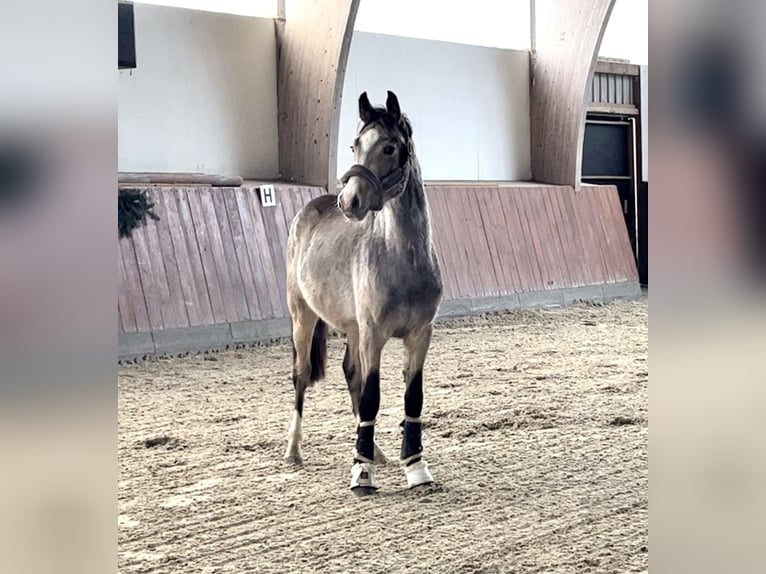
(283, 90), (443, 495)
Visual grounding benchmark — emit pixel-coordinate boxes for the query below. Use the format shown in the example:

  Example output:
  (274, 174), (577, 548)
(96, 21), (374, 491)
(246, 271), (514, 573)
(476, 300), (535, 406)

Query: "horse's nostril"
(350, 195), (360, 211)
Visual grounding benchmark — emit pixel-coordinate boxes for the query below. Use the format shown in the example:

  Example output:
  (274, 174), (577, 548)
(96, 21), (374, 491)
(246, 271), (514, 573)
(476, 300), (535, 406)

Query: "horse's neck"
(374, 160), (432, 259)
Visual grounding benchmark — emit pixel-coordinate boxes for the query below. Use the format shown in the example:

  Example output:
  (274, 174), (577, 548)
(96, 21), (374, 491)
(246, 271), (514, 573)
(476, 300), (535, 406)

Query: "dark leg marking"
(355, 370), (380, 462)
(404, 369), (423, 417)
(401, 370), (424, 464)
(343, 344), (360, 416)
(293, 371), (304, 417)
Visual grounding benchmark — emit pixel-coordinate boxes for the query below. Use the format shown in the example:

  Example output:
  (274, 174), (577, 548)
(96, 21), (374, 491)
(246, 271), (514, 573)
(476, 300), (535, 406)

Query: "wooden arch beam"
(530, 0), (617, 188)
(277, 0), (361, 188)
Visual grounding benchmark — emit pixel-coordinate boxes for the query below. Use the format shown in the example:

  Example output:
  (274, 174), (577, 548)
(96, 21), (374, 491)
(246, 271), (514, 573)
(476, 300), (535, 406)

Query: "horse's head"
(338, 91), (412, 221)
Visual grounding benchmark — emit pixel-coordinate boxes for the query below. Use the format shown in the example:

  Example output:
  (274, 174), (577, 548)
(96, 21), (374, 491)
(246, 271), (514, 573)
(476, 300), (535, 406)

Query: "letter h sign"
(259, 184), (276, 207)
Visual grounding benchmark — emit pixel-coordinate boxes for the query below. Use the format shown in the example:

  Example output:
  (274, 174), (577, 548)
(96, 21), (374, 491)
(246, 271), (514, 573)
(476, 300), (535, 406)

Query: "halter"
(340, 128), (413, 200)
(340, 162), (409, 199)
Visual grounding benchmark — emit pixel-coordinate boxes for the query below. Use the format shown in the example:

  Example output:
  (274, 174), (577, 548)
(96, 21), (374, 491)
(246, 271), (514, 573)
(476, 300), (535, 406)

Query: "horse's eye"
(383, 145), (396, 155)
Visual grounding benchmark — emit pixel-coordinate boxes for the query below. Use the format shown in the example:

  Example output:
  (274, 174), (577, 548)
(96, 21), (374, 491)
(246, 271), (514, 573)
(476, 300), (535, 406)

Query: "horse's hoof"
(350, 461), (378, 493)
(283, 453), (303, 466)
(351, 486), (378, 497)
(404, 459), (433, 488)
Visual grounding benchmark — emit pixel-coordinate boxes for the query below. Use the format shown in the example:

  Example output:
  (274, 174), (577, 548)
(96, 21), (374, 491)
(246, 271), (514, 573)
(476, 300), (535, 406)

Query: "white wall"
(354, 0), (531, 51)
(119, 5), (279, 178)
(338, 32), (531, 181)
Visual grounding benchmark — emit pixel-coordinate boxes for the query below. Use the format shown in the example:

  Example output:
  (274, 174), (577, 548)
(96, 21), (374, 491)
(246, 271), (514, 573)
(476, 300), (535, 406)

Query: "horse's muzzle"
(338, 192), (366, 220)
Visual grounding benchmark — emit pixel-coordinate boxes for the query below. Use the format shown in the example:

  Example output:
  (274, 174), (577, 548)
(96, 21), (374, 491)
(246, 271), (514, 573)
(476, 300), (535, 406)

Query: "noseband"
(340, 163), (409, 198)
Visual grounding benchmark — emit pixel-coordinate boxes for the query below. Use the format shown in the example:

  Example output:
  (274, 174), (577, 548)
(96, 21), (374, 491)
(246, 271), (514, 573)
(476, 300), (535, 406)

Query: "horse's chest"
(375, 268), (442, 326)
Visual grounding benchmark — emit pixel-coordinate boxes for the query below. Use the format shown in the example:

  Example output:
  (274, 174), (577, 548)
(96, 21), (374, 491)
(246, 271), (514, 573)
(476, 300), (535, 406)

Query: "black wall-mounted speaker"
(119, 2), (136, 69)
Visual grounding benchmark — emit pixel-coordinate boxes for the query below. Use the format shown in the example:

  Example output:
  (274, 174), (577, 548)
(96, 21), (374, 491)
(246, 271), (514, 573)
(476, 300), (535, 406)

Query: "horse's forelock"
(359, 109), (412, 144)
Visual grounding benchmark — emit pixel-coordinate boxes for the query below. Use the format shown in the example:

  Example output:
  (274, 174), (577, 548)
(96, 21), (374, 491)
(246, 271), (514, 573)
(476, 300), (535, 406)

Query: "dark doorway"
(582, 115), (643, 281)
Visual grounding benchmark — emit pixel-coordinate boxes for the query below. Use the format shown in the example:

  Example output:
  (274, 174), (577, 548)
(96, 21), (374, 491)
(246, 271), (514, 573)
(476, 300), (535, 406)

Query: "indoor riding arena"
(118, 1), (648, 572)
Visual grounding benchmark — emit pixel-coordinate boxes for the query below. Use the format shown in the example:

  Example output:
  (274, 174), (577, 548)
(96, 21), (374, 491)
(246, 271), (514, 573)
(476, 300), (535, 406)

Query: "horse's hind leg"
(343, 333), (387, 465)
(284, 301), (322, 466)
(400, 324), (435, 488)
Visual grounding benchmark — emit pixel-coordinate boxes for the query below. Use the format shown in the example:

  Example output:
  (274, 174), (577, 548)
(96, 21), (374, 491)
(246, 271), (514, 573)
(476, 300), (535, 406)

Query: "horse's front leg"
(401, 324), (435, 488)
(350, 327), (384, 496)
(343, 333), (387, 465)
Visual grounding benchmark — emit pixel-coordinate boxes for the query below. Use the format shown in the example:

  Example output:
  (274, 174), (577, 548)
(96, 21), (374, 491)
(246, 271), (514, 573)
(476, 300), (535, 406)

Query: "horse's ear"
(386, 91), (401, 121)
(359, 92), (374, 124)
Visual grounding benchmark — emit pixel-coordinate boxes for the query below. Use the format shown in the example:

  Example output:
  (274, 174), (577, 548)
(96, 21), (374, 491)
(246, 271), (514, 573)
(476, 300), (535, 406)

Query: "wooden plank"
(247, 191), (286, 317)
(601, 185), (638, 281)
(142, 197), (183, 329)
(161, 189), (205, 326)
(572, 188), (605, 285)
(428, 202), (455, 301)
(517, 188), (552, 291)
(549, 187), (585, 288)
(118, 243), (137, 332)
(153, 190), (191, 329)
(609, 186), (639, 281)
(187, 188), (227, 324)
(176, 188), (216, 324)
(130, 225), (164, 331)
(235, 188), (276, 319)
(445, 186), (482, 298)
(425, 188), (457, 300)
(119, 236), (151, 332)
(464, 188), (501, 296)
(486, 187), (523, 293)
(530, 187), (562, 290)
(560, 188), (596, 286)
(431, 188), (469, 298)
(143, 210), (185, 329)
(279, 186), (299, 237)
(119, 172), (243, 187)
(223, 188), (263, 320)
(589, 187), (620, 282)
(588, 187), (620, 284)
(210, 188), (250, 322)
(276, 188), (300, 302)
(541, 187), (573, 289)
(447, 187), (485, 298)
(474, 187), (515, 295)
(259, 196), (290, 314)
(576, 188), (610, 284)
(201, 189), (247, 323)
(459, 187), (492, 297)
(498, 188), (537, 293)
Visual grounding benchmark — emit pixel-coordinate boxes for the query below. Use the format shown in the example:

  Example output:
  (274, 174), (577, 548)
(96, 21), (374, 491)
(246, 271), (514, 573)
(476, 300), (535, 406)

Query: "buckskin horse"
(283, 91), (443, 495)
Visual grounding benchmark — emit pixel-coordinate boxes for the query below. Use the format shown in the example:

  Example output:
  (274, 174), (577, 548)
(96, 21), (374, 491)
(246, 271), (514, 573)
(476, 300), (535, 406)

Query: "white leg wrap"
(404, 459), (434, 488)
(350, 462), (378, 490)
(284, 411), (303, 462)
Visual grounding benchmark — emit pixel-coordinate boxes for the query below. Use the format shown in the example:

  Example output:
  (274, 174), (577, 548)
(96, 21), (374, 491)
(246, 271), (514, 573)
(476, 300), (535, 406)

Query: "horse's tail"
(309, 319), (327, 383)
